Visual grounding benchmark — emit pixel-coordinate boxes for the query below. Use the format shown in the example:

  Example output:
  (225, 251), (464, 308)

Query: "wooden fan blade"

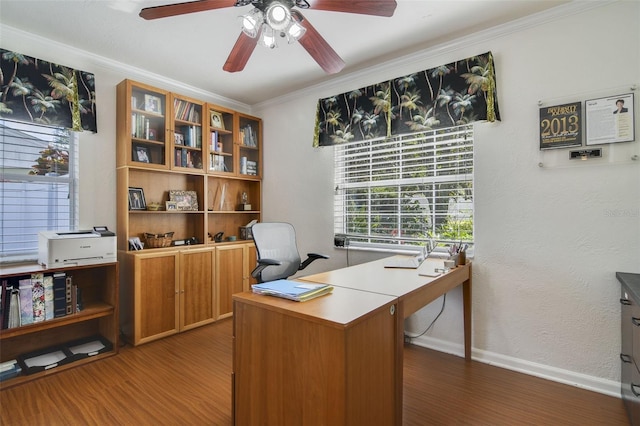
(223, 32), (259, 73)
(306, 0), (397, 17)
(294, 13), (345, 74)
(140, 0), (237, 20)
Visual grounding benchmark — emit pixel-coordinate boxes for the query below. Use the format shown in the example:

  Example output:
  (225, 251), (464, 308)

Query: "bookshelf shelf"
(0, 262), (118, 389)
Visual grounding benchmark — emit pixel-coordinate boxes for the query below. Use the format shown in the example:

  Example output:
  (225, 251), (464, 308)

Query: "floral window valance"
(313, 51), (499, 147)
(0, 48), (97, 133)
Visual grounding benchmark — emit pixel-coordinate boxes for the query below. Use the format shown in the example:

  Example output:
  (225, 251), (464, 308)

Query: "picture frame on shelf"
(128, 237), (144, 251)
(210, 111), (225, 130)
(135, 145), (150, 163)
(174, 133), (184, 145)
(144, 94), (162, 114)
(166, 201), (178, 211)
(128, 187), (147, 210)
(169, 190), (198, 211)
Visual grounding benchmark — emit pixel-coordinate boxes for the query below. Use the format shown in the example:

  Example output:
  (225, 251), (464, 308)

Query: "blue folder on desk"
(252, 279), (333, 302)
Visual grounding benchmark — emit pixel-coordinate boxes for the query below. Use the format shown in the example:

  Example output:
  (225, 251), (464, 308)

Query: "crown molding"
(0, 24), (251, 113)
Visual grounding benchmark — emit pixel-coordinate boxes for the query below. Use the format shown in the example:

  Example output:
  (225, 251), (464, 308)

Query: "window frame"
(0, 119), (79, 264)
(333, 124), (474, 254)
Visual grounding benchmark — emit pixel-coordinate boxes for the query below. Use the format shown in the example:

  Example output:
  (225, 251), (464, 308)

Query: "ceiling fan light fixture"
(264, 2), (291, 31)
(259, 24), (277, 49)
(286, 21), (306, 43)
(241, 8), (263, 38)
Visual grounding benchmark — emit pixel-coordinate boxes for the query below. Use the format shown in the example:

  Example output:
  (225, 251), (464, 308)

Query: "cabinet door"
(180, 248), (215, 330)
(244, 242), (257, 291)
(134, 251), (179, 345)
(216, 244), (246, 319)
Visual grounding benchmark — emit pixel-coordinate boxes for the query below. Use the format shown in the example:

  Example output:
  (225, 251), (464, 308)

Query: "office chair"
(251, 222), (329, 283)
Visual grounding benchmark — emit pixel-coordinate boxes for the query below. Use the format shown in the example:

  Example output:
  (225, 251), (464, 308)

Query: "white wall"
(2, 0), (638, 399)
(253, 0), (640, 397)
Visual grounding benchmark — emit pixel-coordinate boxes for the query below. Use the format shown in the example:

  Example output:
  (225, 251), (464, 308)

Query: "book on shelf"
(31, 273), (45, 323)
(173, 99), (201, 123)
(0, 359), (21, 382)
(7, 287), (20, 328)
(44, 275), (54, 320)
(18, 278), (33, 326)
(251, 280), (333, 302)
(240, 124), (257, 147)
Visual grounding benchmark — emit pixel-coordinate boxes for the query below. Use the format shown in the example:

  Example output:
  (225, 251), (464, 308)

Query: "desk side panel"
(346, 303), (397, 425)
(233, 300), (347, 425)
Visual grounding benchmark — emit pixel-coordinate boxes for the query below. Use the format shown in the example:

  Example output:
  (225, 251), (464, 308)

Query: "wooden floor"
(1, 319), (628, 425)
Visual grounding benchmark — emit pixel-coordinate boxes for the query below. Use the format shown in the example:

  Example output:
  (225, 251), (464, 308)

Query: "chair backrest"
(252, 222), (302, 282)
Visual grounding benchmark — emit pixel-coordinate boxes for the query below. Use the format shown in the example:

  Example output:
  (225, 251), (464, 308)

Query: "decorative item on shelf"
(238, 191), (252, 211)
(144, 232), (174, 248)
(166, 201), (178, 211)
(210, 111), (225, 130)
(212, 231), (224, 243)
(144, 94), (162, 114)
(128, 187), (147, 210)
(146, 202), (163, 211)
(169, 190), (198, 211)
(135, 145), (150, 162)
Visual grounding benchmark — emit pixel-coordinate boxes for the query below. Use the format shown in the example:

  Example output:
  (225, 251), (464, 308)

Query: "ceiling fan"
(139, 0), (397, 74)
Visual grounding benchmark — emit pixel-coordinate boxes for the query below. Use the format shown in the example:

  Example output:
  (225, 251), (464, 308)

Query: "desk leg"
(395, 302), (404, 426)
(463, 263), (472, 361)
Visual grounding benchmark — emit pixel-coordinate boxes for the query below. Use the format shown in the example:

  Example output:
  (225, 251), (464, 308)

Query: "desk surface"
(299, 256), (471, 318)
(233, 285), (396, 329)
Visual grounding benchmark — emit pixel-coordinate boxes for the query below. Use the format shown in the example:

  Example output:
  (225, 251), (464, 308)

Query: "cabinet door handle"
(621, 353), (633, 363)
(632, 383), (640, 397)
(621, 298), (632, 305)
(632, 317), (640, 327)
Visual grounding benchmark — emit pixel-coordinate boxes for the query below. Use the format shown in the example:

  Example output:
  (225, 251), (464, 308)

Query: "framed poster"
(585, 92), (635, 145)
(539, 101), (582, 150)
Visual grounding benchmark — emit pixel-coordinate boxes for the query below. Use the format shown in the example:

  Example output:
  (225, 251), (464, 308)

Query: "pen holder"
(458, 251), (466, 266)
(450, 254), (459, 267)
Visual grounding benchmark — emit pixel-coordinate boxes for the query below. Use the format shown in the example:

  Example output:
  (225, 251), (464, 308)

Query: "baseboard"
(409, 335), (622, 399)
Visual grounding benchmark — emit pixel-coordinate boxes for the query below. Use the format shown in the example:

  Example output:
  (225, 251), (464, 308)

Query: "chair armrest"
(251, 258), (282, 279)
(299, 253), (330, 270)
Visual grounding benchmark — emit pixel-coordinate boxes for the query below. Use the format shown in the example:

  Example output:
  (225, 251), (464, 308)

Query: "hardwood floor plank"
(0, 319), (627, 425)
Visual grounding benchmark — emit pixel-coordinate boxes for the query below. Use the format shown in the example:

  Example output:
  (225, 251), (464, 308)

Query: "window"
(0, 120), (78, 263)
(334, 124), (473, 253)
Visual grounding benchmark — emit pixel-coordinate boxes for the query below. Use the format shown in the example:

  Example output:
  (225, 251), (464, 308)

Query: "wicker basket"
(144, 232), (174, 248)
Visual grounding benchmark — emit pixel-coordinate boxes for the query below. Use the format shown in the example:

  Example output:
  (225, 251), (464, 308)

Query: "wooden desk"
(232, 257), (472, 425)
(233, 286), (398, 425)
(299, 257), (472, 359)
(299, 257), (472, 426)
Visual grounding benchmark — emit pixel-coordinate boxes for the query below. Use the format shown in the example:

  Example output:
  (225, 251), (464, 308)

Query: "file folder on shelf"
(251, 280), (333, 302)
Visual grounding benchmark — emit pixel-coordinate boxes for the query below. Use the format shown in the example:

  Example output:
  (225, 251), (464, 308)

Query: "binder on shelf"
(251, 280), (333, 302)
(53, 272), (67, 318)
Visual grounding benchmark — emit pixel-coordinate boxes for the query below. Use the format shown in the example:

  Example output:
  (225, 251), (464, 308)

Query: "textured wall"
(256, 1), (640, 396)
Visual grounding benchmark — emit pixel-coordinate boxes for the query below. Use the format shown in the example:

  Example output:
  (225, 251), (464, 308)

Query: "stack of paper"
(252, 280), (333, 302)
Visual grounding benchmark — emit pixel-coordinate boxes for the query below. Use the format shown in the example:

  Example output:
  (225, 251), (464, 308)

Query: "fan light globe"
(241, 8), (264, 38)
(259, 24), (277, 49)
(265, 2), (291, 31)
(286, 21), (306, 43)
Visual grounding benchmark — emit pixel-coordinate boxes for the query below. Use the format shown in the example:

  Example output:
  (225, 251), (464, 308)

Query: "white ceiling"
(0, 0), (569, 105)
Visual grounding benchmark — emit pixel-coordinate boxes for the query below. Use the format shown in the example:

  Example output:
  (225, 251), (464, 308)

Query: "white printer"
(38, 227), (117, 268)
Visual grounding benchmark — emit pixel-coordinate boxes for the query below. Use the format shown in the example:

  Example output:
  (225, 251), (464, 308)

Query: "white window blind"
(0, 120), (78, 263)
(334, 124), (473, 252)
